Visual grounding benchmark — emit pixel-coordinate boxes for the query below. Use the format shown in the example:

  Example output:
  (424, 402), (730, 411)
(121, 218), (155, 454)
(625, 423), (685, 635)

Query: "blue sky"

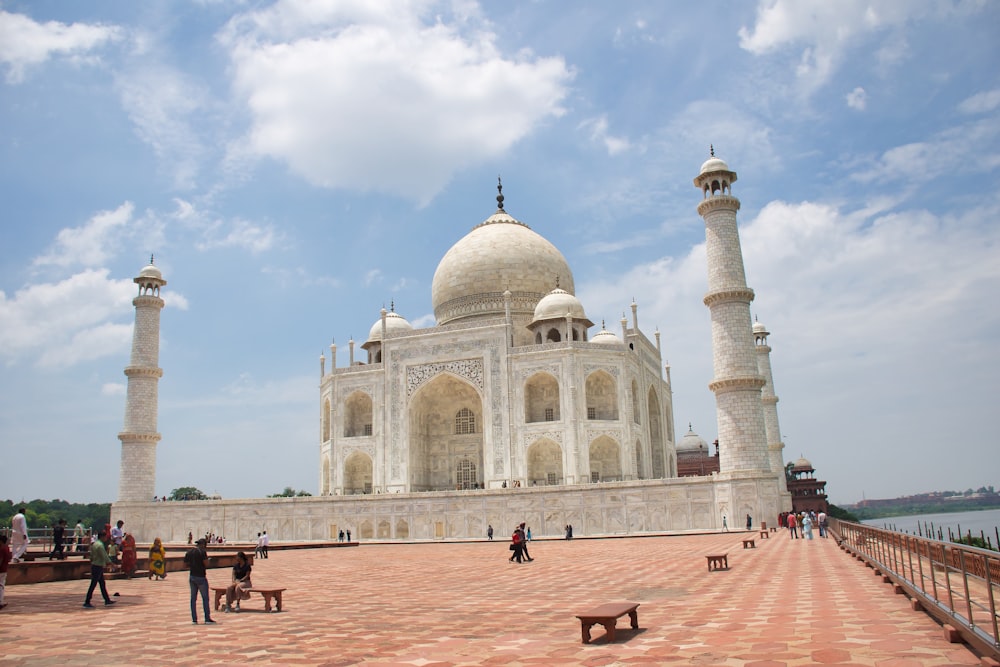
(1, 0), (998, 506)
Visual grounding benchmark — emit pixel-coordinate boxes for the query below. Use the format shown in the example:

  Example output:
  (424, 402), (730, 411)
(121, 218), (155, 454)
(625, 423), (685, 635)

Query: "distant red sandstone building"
(787, 456), (828, 514)
(675, 425), (720, 477)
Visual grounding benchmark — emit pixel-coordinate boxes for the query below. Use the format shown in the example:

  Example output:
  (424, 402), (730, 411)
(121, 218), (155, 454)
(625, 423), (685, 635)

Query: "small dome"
(753, 320), (767, 334)
(590, 325), (621, 346)
(699, 155), (730, 175)
(365, 310), (413, 344)
(677, 424), (709, 452)
(793, 456), (813, 470)
(532, 287), (590, 325)
(138, 263), (162, 280)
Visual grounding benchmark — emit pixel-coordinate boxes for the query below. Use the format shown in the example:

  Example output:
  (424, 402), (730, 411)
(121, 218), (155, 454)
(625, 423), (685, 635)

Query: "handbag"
(509, 544), (516, 551)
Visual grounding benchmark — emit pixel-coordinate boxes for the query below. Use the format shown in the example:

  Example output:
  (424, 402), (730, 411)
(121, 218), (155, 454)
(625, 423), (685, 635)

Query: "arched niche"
(343, 451), (373, 495)
(408, 373), (484, 491)
(526, 438), (564, 486)
(344, 391), (373, 437)
(589, 435), (621, 482)
(524, 371), (560, 423)
(585, 370), (619, 420)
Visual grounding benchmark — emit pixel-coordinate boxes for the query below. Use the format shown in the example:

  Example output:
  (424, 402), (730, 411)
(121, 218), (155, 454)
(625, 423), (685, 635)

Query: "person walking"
(10, 508), (28, 563)
(73, 519), (86, 553)
(261, 531), (269, 558)
(83, 530), (115, 608)
(517, 523), (534, 562)
(487, 525), (493, 541)
(509, 525), (524, 564)
(184, 538), (215, 624)
(787, 512), (798, 539)
(746, 514), (752, 531)
(50, 518), (67, 560)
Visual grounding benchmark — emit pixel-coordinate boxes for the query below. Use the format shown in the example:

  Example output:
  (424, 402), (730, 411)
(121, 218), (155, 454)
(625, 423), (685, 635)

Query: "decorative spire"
(555, 275), (560, 289)
(496, 176), (505, 211)
(709, 144), (715, 157)
(390, 300), (395, 312)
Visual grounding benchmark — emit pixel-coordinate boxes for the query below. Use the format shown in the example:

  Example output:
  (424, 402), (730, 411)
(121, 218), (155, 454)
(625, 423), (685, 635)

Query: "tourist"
(261, 531), (269, 558)
(817, 511), (828, 538)
(0, 534), (11, 609)
(73, 519), (86, 552)
(121, 533), (137, 577)
(509, 525), (524, 564)
(187, 531), (193, 545)
(50, 518), (67, 560)
(255, 532), (264, 558)
(184, 537), (215, 624)
(10, 507), (28, 563)
(346, 529), (351, 542)
(517, 523), (533, 562)
(487, 524), (493, 541)
(338, 529), (345, 543)
(801, 513), (814, 540)
(526, 526), (532, 541)
(787, 512), (798, 539)
(565, 524), (574, 539)
(83, 530), (115, 608)
(746, 514), (752, 531)
(110, 520), (125, 563)
(722, 515), (728, 531)
(148, 537), (167, 580)
(224, 551), (253, 613)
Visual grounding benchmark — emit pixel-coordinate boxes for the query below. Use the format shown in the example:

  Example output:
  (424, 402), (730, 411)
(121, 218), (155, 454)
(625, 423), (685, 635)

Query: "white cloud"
(101, 382), (126, 396)
(579, 115), (632, 155)
(737, 0), (965, 91)
(219, 0), (573, 204)
(845, 86), (866, 111)
(0, 9), (121, 84)
(116, 64), (209, 190)
(851, 116), (1000, 184)
(172, 199), (280, 255)
(958, 89), (1000, 115)
(33, 202), (135, 269)
(0, 269), (135, 366)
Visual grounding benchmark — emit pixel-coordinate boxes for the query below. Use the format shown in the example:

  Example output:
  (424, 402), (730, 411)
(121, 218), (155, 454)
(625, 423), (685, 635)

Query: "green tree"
(169, 486), (208, 501)
(826, 503), (859, 522)
(268, 487), (312, 497)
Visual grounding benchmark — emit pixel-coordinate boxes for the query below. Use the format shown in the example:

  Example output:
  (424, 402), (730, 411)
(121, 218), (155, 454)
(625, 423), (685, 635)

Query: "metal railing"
(831, 518), (999, 659)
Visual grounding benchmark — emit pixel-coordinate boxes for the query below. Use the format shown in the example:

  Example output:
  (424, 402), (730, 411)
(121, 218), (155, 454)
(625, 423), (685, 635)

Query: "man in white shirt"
(10, 508), (28, 562)
(110, 520), (125, 563)
(73, 519), (86, 552)
(261, 531), (269, 559)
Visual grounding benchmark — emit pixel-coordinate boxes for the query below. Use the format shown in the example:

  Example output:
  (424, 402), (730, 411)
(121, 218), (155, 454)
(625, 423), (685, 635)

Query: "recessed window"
(363, 423), (372, 436)
(587, 407), (596, 420)
(455, 408), (475, 435)
(544, 408), (554, 422)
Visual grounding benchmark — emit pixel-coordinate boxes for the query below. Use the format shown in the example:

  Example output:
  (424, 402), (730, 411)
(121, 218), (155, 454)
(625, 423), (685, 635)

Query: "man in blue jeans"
(184, 538), (216, 624)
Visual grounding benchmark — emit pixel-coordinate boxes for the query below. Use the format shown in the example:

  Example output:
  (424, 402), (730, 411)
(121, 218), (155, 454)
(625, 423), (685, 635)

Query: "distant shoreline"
(847, 497), (1000, 521)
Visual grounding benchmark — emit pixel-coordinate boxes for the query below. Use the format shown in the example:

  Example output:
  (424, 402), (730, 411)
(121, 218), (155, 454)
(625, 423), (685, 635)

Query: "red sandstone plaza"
(0, 532), (991, 666)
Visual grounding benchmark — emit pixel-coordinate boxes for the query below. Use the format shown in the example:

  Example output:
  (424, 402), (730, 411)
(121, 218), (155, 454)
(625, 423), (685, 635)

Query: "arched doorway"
(526, 438), (564, 485)
(589, 435), (621, 482)
(408, 374), (484, 491)
(343, 451), (373, 495)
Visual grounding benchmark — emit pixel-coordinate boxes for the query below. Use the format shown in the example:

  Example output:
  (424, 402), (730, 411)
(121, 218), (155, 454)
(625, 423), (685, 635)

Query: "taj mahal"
(112, 152), (792, 542)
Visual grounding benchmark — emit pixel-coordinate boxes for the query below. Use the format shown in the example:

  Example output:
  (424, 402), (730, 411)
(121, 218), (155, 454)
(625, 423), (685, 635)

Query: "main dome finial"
(496, 176), (505, 211)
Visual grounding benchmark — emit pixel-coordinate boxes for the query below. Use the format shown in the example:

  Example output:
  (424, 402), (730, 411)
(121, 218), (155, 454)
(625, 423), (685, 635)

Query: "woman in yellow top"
(148, 537), (167, 580)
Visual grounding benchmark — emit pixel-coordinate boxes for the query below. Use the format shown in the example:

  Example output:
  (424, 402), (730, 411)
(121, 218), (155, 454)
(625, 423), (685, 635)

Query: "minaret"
(693, 150), (770, 474)
(117, 257), (166, 502)
(754, 318), (789, 492)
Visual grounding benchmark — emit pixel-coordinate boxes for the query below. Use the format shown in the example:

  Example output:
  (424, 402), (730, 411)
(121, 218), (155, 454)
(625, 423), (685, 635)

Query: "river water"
(861, 507), (1000, 543)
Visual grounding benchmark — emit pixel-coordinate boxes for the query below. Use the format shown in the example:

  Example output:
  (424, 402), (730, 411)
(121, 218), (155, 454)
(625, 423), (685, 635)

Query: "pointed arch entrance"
(589, 435), (621, 482)
(648, 387), (665, 478)
(343, 451), (373, 495)
(527, 438), (563, 485)
(408, 374), (484, 491)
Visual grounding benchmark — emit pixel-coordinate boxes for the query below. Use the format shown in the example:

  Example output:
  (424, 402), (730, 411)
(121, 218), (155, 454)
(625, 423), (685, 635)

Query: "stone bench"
(212, 586), (286, 612)
(759, 530), (769, 539)
(574, 601), (639, 644)
(706, 554), (729, 571)
(742, 539), (755, 549)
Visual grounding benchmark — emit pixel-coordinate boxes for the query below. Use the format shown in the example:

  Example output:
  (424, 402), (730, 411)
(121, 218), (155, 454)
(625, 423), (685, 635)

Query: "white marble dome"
(753, 320), (767, 334)
(677, 424), (709, 452)
(590, 325), (621, 346)
(432, 208), (575, 326)
(699, 155), (730, 174)
(366, 309), (413, 344)
(138, 262), (163, 280)
(531, 287), (588, 324)
(793, 456), (813, 470)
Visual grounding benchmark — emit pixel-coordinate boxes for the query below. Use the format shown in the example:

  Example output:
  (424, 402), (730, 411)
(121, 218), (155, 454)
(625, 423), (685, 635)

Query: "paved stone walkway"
(0, 530), (987, 665)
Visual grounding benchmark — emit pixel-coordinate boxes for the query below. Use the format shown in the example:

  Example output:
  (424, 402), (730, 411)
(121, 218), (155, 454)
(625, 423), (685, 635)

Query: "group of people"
(508, 523), (534, 563)
(779, 510), (828, 540)
(336, 529), (351, 542)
